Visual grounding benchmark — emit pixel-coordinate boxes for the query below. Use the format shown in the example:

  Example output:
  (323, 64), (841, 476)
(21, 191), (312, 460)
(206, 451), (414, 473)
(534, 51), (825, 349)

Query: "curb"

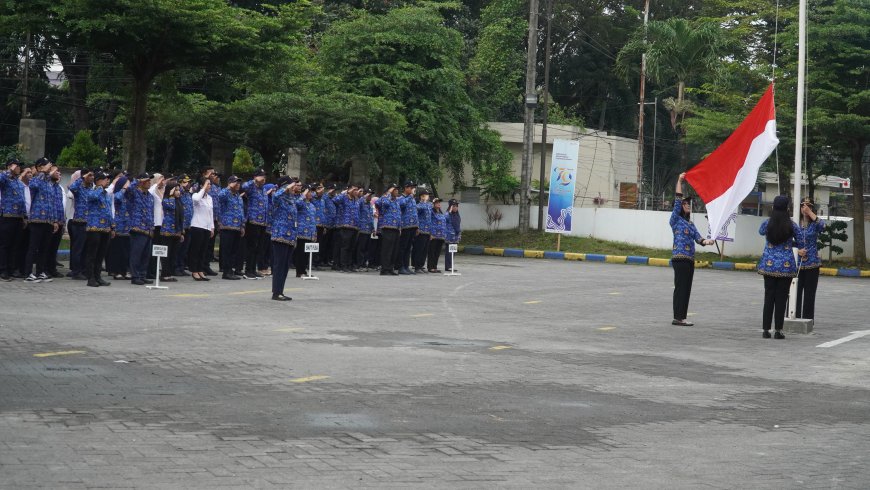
(457, 245), (869, 278)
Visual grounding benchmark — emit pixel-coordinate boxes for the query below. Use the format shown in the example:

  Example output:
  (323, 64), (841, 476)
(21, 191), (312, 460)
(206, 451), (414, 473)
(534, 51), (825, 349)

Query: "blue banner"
(545, 139), (580, 233)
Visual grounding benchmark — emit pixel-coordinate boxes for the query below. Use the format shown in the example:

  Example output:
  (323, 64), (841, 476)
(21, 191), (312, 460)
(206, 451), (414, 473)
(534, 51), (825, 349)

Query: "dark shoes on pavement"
(762, 330), (785, 339)
(672, 319), (694, 326)
(271, 294), (292, 301)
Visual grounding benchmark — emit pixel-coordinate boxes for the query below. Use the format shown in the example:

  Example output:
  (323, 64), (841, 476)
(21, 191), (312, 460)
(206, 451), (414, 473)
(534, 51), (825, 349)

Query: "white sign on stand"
(147, 245), (169, 290)
(303, 242), (319, 280)
(444, 243), (461, 276)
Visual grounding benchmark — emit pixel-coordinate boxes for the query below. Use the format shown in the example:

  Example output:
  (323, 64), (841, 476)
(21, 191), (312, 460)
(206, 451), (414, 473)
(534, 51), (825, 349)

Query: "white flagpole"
(788, 0), (807, 320)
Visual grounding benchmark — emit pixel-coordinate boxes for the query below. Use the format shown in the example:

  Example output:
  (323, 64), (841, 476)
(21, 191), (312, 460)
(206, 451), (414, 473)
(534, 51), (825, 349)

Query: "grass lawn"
(462, 229), (862, 268)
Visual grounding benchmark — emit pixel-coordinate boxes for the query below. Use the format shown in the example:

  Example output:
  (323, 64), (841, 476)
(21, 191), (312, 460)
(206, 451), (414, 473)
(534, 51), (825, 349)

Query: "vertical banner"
(545, 139), (580, 233)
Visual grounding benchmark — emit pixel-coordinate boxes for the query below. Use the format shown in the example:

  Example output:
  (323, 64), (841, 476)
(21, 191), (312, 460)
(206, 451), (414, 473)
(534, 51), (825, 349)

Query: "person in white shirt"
(188, 177), (214, 281)
(147, 173), (166, 279)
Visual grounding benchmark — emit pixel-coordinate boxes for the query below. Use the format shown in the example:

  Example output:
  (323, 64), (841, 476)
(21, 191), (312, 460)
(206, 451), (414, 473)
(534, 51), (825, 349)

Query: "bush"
(818, 220), (848, 262)
(58, 130), (105, 169)
(232, 147), (255, 175)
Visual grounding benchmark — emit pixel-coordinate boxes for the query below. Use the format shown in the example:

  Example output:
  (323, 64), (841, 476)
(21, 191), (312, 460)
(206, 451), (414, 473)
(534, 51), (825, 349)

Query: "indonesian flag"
(686, 84), (779, 239)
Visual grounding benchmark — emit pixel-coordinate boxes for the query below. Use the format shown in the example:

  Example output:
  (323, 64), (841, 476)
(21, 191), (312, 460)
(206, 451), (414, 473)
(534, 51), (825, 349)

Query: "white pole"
(304, 244), (319, 280)
(788, 0), (807, 319)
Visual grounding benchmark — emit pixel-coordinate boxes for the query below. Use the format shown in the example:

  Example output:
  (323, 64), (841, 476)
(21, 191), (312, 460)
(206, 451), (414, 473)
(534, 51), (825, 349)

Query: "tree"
(54, 0), (298, 174)
(617, 18), (726, 169)
(802, 0), (870, 266)
(57, 130), (104, 168)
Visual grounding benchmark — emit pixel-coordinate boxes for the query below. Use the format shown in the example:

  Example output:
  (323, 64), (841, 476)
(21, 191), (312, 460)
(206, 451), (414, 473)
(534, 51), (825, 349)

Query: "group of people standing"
(0, 158), (463, 302)
(669, 172), (823, 338)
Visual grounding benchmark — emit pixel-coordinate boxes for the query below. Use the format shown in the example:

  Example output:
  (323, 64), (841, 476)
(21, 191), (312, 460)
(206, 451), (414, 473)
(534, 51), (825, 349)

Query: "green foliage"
(475, 155), (519, 204)
(818, 220), (848, 261)
(0, 145), (25, 162)
(233, 147), (256, 175)
(57, 130), (104, 169)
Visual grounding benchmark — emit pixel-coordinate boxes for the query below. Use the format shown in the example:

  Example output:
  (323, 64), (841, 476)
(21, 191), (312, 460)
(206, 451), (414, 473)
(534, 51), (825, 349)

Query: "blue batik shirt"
(114, 190), (130, 235)
(161, 198), (182, 236)
(85, 187), (114, 233)
(376, 194), (401, 230)
(28, 172), (57, 224)
(270, 188), (298, 244)
(242, 180), (269, 226)
(430, 211), (446, 240)
(125, 182), (155, 236)
(0, 171), (26, 218)
(312, 194), (325, 226)
(445, 212), (461, 243)
(757, 220), (804, 278)
(358, 199), (374, 234)
(332, 193), (359, 229)
(798, 219), (824, 270)
(417, 201), (433, 234)
(322, 193), (337, 228)
(218, 188), (245, 231)
(295, 197), (317, 241)
(180, 190), (193, 229)
(669, 198), (703, 261)
(399, 194), (419, 228)
(68, 177), (90, 223)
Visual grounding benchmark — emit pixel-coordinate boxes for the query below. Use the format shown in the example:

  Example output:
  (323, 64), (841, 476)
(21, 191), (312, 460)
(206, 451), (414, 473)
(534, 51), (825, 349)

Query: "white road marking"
(816, 330), (870, 348)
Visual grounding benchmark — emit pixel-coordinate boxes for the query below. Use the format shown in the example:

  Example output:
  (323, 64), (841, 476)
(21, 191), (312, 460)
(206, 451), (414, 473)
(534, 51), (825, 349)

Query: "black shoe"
(271, 294), (292, 301)
(131, 278), (145, 285)
(142, 279), (154, 284)
(66, 271), (74, 278)
(0, 274), (10, 282)
(50, 271), (63, 278)
(222, 274), (241, 280)
(774, 331), (785, 339)
(11, 272), (25, 279)
(204, 269), (218, 276)
(71, 273), (87, 281)
(398, 268), (412, 275)
(174, 270), (189, 277)
(97, 278), (111, 286)
(672, 319), (694, 326)
(762, 330), (772, 339)
(87, 279), (100, 287)
(380, 271), (392, 276)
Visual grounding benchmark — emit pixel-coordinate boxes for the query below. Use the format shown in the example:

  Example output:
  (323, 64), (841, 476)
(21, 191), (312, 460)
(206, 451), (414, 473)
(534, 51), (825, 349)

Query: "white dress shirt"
(191, 187), (214, 231)
(149, 182), (166, 227)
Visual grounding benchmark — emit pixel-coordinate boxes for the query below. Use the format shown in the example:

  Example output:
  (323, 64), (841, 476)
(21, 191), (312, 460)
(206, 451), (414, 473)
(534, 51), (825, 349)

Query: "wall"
(460, 203), (867, 259)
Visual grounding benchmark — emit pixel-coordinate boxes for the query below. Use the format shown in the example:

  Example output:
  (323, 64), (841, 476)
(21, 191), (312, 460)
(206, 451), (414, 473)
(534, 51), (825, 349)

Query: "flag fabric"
(686, 84), (779, 239)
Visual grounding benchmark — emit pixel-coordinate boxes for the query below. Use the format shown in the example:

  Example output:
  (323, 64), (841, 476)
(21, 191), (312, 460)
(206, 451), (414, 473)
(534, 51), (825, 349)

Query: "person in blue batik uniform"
(106, 173), (131, 280)
(396, 181), (419, 274)
(670, 173), (715, 326)
(292, 182), (317, 278)
(125, 173), (157, 285)
(23, 158), (59, 283)
(83, 172), (116, 287)
(269, 177), (297, 301)
(241, 169), (270, 279)
(427, 197), (446, 272)
(218, 176), (246, 280)
(159, 181), (185, 283)
(757, 195), (805, 339)
(376, 183), (402, 275)
(332, 184), (361, 272)
(67, 168), (94, 279)
(0, 159), (27, 281)
(354, 189), (375, 271)
(173, 175), (194, 276)
(444, 199), (462, 272)
(413, 189), (433, 273)
(796, 197), (823, 321)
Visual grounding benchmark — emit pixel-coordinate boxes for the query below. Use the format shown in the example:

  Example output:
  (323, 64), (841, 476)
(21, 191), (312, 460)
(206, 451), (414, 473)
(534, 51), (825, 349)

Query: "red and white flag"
(686, 84), (779, 239)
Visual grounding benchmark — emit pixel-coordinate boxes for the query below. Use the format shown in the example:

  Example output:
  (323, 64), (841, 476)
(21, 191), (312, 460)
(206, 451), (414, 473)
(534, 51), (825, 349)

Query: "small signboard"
(448, 244), (458, 253)
(152, 245), (168, 257)
(305, 242), (320, 253)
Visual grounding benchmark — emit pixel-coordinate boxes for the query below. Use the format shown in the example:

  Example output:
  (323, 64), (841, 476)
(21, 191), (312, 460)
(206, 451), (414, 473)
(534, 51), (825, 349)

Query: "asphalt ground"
(1, 255), (869, 489)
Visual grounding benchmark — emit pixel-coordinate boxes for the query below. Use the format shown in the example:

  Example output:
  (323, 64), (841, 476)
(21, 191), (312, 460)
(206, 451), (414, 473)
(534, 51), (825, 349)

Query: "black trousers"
(175, 228), (191, 272)
(397, 227), (417, 270)
(208, 222), (218, 261)
(244, 223), (267, 275)
(84, 231), (110, 281)
(220, 229), (243, 275)
(293, 238), (311, 277)
(271, 241), (293, 296)
(159, 235), (180, 278)
(379, 228), (400, 271)
(412, 233), (430, 270)
(187, 227), (211, 274)
(427, 238), (444, 271)
(147, 226), (161, 278)
(672, 259), (695, 320)
(0, 216), (24, 275)
(129, 232), (152, 281)
(315, 226), (330, 266)
(67, 221), (87, 275)
(15, 225), (29, 275)
(47, 224), (63, 274)
(796, 267), (820, 320)
(368, 233), (380, 268)
(336, 228), (356, 269)
(355, 232), (371, 268)
(106, 235), (130, 275)
(25, 222), (53, 276)
(763, 275), (792, 331)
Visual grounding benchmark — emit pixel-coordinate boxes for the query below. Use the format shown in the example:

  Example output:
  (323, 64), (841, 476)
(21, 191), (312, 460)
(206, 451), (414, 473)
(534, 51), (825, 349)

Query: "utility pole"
(518, 0), (539, 233)
(537, 0), (553, 231)
(635, 0), (650, 209)
(21, 30), (30, 117)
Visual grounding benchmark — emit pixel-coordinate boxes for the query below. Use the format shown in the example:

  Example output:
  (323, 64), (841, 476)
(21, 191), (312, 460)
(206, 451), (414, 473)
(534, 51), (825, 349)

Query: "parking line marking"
(687, 312), (696, 317)
(411, 313), (434, 318)
(523, 300), (542, 304)
(170, 293), (210, 298)
(289, 375), (330, 383)
(489, 345), (512, 351)
(597, 326), (616, 331)
(33, 350), (85, 358)
(817, 330), (870, 348)
(274, 328), (304, 333)
(608, 292), (622, 295)
(229, 289), (270, 295)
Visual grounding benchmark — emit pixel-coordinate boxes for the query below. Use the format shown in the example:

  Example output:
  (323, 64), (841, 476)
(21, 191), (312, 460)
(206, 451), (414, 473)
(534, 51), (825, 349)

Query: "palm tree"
(617, 18), (725, 169)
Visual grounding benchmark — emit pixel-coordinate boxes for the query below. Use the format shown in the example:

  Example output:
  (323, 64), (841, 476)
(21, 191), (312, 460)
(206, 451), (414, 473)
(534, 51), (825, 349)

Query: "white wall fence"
(460, 204), (868, 259)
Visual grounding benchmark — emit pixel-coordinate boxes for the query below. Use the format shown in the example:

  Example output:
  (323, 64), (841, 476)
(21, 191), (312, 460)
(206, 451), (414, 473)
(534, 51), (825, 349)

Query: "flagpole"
(787, 0), (807, 320)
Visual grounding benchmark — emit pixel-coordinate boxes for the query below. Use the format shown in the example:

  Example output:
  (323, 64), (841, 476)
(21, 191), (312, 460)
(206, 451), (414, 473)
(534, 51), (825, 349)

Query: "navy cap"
(253, 168), (266, 177)
(432, 197), (442, 203)
(448, 199), (459, 206)
(326, 183), (336, 190)
(277, 176), (292, 187)
(94, 172), (110, 181)
(418, 188), (430, 196)
(35, 157), (51, 167)
(227, 176), (242, 184)
(403, 180), (416, 188)
(773, 195), (789, 211)
(5, 158), (20, 167)
(137, 172), (153, 180)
